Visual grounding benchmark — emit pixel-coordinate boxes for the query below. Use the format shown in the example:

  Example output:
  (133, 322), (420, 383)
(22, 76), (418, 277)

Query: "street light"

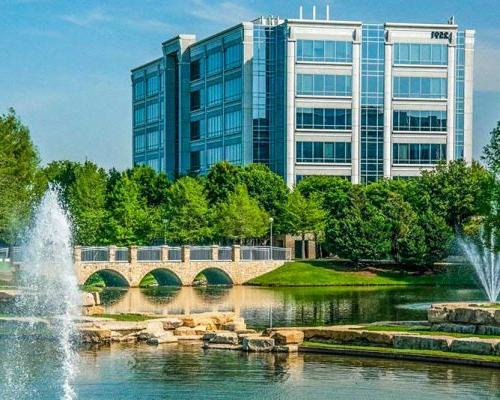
(163, 219), (168, 245)
(269, 217), (274, 260)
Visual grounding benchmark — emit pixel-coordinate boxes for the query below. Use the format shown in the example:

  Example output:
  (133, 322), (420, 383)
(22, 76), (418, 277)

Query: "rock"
(221, 322), (247, 332)
(271, 330), (304, 345)
(209, 332), (239, 345)
(176, 335), (203, 341)
(174, 326), (197, 336)
(393, 335), (450, 351)
(476, 325), (500, 336)
(81, 305), (105, 316)
(202, 332), (218, 342)
(235, 329), (257, 335)
(450, 338), (497, 355)
(427, 306), (449, 323)
(242, 337), (275, 352)
(361, 330), (395, 346)
(193, 325), (208, 334)
(202, 343), (242, 350)
(92, 292), (101, 305)
(79, 327), (111, 344)
(302, 326), (364, 342)
(449, 307), (495, 325)
(432, 323), (476, 334)
(162, 318), (183, 330)
(146, 332), (178, 345)
(82, 292), (96, 307)
(273, 344), (299, 353)
(180, 314), (218, 330)
(494, 310), (500, 325)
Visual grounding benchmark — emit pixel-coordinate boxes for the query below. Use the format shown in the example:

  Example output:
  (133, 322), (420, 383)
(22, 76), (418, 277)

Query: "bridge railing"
(218, 246), (232, 261)
(115, 247), (129, 262)
(168, 247), (182, 262)
(137, 246), (161, 261)
(81, 247), (109, 262)
(190, 246), (213, 261)
(0, 247), (8, 262)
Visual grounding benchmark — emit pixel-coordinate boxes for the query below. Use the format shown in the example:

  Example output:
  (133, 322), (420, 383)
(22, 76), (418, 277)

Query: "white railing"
(190, 246), (213, 261)
(241, 246), (270, 261)
(168, 246), (182, 262)
(218, 246), (232, 261)
(272, 247), (292, 261)
(137, 246), (161, 261)
(0, 248), (8, 261)
(115, 247), (129, 262)
(81, 247), (109, 262)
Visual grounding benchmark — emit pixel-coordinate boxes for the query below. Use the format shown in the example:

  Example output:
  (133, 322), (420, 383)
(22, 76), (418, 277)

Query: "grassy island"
(247, 261), (476, 287)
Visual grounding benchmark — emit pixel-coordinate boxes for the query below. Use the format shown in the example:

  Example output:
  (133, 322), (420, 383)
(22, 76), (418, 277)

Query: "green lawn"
(301, 341), (500, 364)
(93, 313), (162, 322)
(247, 261), (476, 287)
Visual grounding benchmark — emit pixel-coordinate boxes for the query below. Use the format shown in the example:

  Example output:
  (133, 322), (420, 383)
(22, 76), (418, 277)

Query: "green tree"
(240, 164), (289, 234)
(418, 210), (453, 265)
(326, 187), (390, 266)
(482, 121), (500, 174)
(205, 161), (242, 204)
(215, 184), (269, 243)
(126, 165), (170, 207)
(165, 177), (213, 244)
(0, 109), (40, 243)
(67, 162), (108, 245)
(286, 190), (326, 259)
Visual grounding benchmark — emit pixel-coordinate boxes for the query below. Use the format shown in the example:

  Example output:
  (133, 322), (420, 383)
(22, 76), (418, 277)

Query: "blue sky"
(1, 0), (499, 170)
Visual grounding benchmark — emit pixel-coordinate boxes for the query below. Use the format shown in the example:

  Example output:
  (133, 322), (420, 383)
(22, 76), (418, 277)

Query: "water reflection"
(102, 286), (486, 328)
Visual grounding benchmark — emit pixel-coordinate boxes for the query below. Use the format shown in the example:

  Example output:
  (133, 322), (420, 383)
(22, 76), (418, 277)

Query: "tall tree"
(165, 177), (213, 244)
(205, 161), (242, 205)
(0, 109), (40, 243)
(418, 210), (453, 265)
(215, 184), (269, 243)
(482, 121), (500, 174)
(126, 165), (170, 207)
(286, 190), (326, 259)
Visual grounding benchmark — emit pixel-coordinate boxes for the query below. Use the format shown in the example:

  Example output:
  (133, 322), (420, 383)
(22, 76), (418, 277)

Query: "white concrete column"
(463, 30), (475, 164)
(383, 31), (393, 179)
(286, 36), (296, 188)
(161, 245), (169, 262)
(108, 245), (117, 262)
(446, 38), (457, 162)
(73, 246), (82, 263)
(351, 28), (362, 184)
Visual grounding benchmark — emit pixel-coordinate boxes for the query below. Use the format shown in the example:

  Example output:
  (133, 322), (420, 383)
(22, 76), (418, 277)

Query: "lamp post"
(269, 217), (274, 260)
(163, 219), (168, 245)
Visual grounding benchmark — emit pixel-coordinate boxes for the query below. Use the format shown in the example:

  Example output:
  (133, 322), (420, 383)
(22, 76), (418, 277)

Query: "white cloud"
(60, 8), (111, 27)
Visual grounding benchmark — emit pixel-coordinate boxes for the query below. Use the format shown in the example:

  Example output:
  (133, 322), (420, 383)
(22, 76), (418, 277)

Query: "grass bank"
(301, 341), (500, 366)
(247, 261), (476, 287)
(92, 313), (162, 322)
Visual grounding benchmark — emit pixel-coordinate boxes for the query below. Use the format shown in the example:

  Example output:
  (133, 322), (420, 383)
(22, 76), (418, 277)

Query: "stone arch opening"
(140, 268), (182, 287)
(83, 269), (129, 288)
(194, 268), (233, 286)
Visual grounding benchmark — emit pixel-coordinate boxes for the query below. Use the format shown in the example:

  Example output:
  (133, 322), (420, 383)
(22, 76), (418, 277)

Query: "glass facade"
(393, 77), (447, 99)
(393, 110), (447, 132)
(394, 43), (448, 65)
(296, 108), (352, 130)
(296, 74), (352, 97)
(297, 40), (353, 63)
(393, 143), (446, 164)
(360, 24), (385, 183)
(296, 141), (351, 163)
(455, 32), (465, 159)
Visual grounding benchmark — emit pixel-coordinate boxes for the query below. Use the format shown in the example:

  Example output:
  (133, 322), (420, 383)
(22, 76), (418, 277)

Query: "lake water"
(2, 285), (500, 399)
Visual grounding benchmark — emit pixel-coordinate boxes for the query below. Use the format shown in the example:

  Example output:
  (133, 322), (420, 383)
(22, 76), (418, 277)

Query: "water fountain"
(1, 186), (81, 399)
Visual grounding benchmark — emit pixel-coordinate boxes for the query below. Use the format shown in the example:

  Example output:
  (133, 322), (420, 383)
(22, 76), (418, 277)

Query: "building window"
(296, 108), (352, 130)
(147, 129), (159, 149)
(207, 114), (223, 138)
(225, 110), (242, 135)
(190, 151), (201, 172)
(134, 105), (145, 126)
(146, 75), (160, 96)
(392, 143), (446, 164)
(297, 74), (352, 97)
(133, 80), (145, 100)
(296, 141), (351, 163)
(207, 51), (223, 76)
(225, 76), (242, 102)
(393, 77), (447, 99)
(146, 102), (159, 123)
(190, 120), (201, 141)
(297, 40), (353, 63)
(207, 82), (223, 107)
(394, 43), (448, 65)
(225, 143), (242, 164)
(190, 90), (201, 111)
(190, 59), (201, 81)
(224, 43), (242, 70)
(206, 146), (223, 167)
(134, 134), (145, 152)
(393, 110), (447, 132)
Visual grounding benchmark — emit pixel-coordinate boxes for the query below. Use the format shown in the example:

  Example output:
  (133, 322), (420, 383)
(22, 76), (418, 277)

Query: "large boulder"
(477, 325), (500, 336)
(242, 337), (275, 352)
(273, 344), (299, 353)
(207, 331), (239, 345)
(361, 330), (395, 346)
(271, 330), (304, 345)
(79, 327), (111, 344)
(173, 326), (198, 336)
(146, 331), (178, 345)
(431, 323), (476, 334)
(82, 292), (96, 307)
(162, 318), (183, 330)
(393, 335), (450, 351)
(427, 306), (449, 323)
(450, 338), (498, 355)
(138, 321), (167, 340)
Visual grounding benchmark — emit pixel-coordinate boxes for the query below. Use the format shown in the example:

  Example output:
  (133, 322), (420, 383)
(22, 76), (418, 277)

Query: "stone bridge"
(75, 245), (291, 287)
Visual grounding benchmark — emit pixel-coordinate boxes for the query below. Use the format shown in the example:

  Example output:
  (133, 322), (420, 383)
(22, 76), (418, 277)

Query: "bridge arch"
(83, 268), (130, 288)
(140, 268), (182, 287)
(194, 267), (233, 286)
